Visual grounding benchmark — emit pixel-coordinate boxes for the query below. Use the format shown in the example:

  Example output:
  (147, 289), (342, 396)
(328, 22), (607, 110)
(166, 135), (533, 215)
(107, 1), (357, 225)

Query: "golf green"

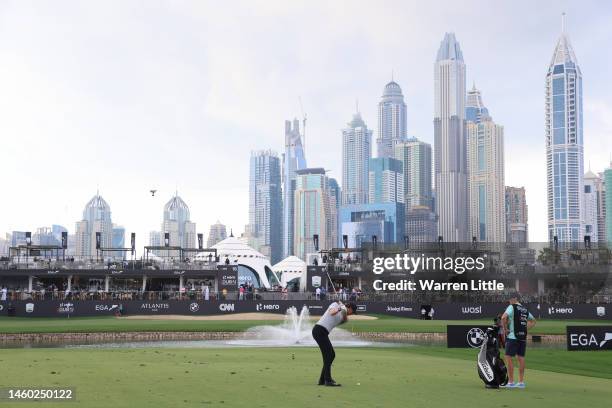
(0, 346), (609, 408)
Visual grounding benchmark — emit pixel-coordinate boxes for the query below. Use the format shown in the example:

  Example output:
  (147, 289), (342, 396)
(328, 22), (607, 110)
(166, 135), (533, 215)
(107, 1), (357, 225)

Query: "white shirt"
(316, 302), (346, 333)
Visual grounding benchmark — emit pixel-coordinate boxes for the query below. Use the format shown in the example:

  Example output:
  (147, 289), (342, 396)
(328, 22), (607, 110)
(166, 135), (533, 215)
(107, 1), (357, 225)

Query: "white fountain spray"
(232, 306), (368, 347)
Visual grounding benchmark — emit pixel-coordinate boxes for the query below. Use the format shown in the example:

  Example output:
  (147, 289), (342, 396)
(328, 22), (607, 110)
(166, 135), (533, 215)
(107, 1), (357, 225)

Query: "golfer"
(501, 294), (536, 389)
(312, 301), (356, 386)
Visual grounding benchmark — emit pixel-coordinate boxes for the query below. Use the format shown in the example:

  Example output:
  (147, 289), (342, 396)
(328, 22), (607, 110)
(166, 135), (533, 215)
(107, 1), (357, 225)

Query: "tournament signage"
(217, 265), (238, 292)
(566, 326), (612, 351)
(447, 325), (490, 348)
(306, 266), (326, 292)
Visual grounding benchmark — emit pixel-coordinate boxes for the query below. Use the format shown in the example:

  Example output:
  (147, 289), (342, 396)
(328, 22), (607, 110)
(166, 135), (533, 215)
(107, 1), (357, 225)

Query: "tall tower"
(394, 137), (433, 210)
(249, 150), (283, 263)
(293, 168), (336, 260)
(368, 157), (404, 204)
(282, 119), (307, 258)
(377, 80), (407, 158)
(161, 193), (196, 256)
(583, 170), (600, 242)
(466, 85), (506, 243)
(505, 187), (529, 243)
(546, 15), (585, 242)
(434, 32), (468, 242)
(342, 112), (372, 205)
(75, 192), (113, 259)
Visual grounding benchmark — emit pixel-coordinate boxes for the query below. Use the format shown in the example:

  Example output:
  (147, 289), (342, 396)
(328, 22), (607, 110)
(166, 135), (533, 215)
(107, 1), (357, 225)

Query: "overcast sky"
(1, 0), (611, 244)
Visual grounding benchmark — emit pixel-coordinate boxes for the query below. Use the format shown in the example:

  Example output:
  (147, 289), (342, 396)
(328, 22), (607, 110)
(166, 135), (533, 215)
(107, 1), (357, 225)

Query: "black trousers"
(312, 324), (335, 383)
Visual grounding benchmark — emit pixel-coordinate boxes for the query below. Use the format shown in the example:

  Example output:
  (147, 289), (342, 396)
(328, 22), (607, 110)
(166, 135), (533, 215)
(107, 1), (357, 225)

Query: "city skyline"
(1, 2), (611, 244)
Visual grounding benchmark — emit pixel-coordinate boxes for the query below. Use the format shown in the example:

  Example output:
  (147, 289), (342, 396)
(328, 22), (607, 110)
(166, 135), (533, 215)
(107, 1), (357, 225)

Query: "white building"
(75, 193), (114, 260)
(377, 80), (407, 158)
(466, 85), (506, 243)
(545, 19), (585, 242)
(434, 32), (469, 242)
(342, 112), (371, 205)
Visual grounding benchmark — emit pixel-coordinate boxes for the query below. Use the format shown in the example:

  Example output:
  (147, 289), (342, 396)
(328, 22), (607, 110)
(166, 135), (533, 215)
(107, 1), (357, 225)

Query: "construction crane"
(298, 96), (307, 153)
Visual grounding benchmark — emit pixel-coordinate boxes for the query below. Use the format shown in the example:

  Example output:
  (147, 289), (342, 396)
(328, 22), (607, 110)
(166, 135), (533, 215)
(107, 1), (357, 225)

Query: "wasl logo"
(462, 306), (482, 314)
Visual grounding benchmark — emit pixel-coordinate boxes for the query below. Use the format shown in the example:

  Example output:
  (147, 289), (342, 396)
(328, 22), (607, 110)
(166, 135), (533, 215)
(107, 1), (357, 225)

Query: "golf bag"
(477, 323), (508, 388)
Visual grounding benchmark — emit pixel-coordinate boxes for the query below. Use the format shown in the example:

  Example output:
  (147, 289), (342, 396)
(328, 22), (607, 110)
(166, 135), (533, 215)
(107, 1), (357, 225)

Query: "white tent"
(272, 256), (307, 289)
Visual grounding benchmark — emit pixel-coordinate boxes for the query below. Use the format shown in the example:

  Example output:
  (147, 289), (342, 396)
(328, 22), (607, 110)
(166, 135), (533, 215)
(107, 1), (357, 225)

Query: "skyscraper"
(293, 168), (336, 260)
(505, 187), (529, 243)
(594, 172), (607, 244)
(377, 80), (407, 158)
(368, 157), (404, 204)
(466, 85), (505, 243)
(342, 112), (371, 205)
(604, 164), (612, 244)
(249, 150), (283, 263)
(394, 137), (433, 210)
(434, 32), (469, 242)
(282, 119), (307, 258)
(161, 193), (196, 256)
(75, 192), (113, 259)
(207, 221), (227, 248)
(583, 170), (600, 242)
(546, 18), (585, 242)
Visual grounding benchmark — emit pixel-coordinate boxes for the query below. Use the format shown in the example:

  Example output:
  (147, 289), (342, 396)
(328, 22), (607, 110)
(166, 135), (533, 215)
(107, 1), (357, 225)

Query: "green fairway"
(0, 346), (610, 408)
(0, 315), (608, 334)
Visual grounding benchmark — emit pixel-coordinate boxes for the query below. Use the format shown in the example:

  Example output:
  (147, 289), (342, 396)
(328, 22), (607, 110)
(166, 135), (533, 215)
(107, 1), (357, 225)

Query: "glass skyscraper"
(282, 119), (307, 258)
(249, 150), (283, 263)
(368, 157), (404, 204)
(545, 23), (584, 242)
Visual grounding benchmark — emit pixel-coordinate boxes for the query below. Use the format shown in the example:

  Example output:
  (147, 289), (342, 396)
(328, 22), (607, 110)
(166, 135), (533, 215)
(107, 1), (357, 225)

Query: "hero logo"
(462, 306), (482, 314)
(570, 332), (612, 348)
(95, 304), (119, 312)
(466, 328), (486, 348)
(219, 303), (235, 312)
(256, 304), (280, 311)
(549, 307), (573, 315)
(189, 303), (200, 313)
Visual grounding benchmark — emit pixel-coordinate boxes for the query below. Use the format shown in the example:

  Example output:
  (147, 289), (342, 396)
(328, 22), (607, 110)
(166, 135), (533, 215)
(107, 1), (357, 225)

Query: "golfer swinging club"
(312, 300), (357, 386)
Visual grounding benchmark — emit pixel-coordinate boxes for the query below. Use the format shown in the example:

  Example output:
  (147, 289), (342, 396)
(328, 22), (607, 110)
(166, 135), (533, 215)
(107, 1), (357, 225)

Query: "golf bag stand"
(477, 326), (508, 389)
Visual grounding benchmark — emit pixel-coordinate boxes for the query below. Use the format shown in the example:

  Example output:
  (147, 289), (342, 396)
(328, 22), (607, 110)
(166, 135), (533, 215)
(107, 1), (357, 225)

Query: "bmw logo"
(466, 328), (486, 348)
(189, 303), (199, 313)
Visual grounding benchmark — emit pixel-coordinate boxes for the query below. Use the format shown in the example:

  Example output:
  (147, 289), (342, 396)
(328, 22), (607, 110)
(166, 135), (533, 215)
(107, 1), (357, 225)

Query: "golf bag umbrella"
(477, 324), (508, 388)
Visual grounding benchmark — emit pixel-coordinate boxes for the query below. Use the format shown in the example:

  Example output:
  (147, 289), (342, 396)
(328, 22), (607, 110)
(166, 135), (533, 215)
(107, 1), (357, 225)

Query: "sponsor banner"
(1, 300), (610, 319)
(566, 326), (612, 351)
(217, 266), (238, 292)
(447, 325), (490, 348)
(540, 304), (609, 320)
(432, 303), (508, 320)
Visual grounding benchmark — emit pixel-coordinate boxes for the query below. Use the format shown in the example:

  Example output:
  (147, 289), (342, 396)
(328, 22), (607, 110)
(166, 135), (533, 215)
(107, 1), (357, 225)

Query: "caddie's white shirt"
(316, 302), (346, 332)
